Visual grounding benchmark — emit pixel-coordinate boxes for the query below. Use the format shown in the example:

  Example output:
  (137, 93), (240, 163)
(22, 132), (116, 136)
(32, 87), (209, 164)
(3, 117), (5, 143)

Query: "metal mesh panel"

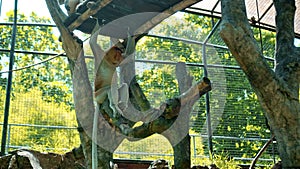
(0, 53), (80, 153)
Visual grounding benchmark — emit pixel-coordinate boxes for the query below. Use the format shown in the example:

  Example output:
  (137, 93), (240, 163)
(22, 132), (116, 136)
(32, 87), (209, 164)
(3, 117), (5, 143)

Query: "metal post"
(192, 135), (196, 158)
(201, 20), (221, 156)
(6, 124), (11, 154)
(1, 0), (18, 155)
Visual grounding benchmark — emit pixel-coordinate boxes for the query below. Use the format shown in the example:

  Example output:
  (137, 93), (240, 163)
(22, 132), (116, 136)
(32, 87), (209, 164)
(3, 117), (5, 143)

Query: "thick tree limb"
(104, 77), (211, 139)
(172, 62), (193, 169)
(220, 0), (290, 113)
(274, 0), (296, 59)
(67, 0), (113, 32)
(45, 1), (94, 125)
(220, 0), (299, 121)
(273, 0), (300, 95)
(45, 0), (82, 60)
(219, 0), (300, 167)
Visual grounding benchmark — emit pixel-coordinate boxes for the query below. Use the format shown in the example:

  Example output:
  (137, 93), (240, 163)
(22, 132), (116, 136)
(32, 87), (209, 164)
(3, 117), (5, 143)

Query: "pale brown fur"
(89, 31), (125, 104)
(94, 46), (124, 103)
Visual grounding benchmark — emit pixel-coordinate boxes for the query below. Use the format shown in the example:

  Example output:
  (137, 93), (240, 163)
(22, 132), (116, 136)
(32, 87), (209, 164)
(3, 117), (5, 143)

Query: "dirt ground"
(0, 149), (282, 169)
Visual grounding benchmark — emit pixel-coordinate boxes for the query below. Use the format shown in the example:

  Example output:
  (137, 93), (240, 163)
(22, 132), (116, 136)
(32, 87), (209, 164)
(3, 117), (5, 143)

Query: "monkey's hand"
(94, 86), (109, 104)
(117, 83), (129, 111)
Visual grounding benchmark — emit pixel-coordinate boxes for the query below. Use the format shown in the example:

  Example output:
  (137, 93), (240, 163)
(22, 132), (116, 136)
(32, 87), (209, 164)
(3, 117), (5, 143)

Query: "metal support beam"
(201, 19), (221, 156)
(1, 0), (18, 156)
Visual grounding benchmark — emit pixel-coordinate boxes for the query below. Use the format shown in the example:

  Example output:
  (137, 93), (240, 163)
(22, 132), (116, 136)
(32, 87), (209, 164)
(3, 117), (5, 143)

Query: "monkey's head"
(104, 46), (124, 67)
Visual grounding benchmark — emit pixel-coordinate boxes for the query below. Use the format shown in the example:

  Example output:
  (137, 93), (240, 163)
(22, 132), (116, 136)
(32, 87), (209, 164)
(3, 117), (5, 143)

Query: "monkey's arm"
(89, 30), (104, 71)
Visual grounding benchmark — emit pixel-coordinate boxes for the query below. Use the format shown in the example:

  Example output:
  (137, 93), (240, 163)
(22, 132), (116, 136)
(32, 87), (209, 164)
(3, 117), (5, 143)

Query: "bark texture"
(219, 0), (300, 167)
(173, 62), (193, 169)
(46, 1), (114, 168)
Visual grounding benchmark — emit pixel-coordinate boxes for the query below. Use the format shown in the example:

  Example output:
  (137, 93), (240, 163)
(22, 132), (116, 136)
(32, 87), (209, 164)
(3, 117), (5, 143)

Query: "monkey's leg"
(117, 83), (129, 111)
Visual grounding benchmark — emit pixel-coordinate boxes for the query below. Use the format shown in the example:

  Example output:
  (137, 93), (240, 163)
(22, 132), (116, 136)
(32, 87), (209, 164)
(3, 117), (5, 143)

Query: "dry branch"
(67, 0), (112, 32)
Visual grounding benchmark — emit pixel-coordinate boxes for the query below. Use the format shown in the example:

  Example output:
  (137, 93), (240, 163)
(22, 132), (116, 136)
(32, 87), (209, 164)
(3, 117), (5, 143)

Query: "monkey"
(91, 45), (125, 104)
(94, 46), (125, 102)
(89, 29), (128, 108)
(90, 29), (148, 120)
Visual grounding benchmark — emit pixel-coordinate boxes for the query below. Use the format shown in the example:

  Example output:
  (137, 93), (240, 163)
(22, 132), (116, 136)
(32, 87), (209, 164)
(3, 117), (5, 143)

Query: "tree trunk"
(219, 0), (300, 167)
(69, 52), (114, 169)
(173, 62), (192, 169)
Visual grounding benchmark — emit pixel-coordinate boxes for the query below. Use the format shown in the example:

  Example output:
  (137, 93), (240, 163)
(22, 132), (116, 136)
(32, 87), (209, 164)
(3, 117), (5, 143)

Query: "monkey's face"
(105, 46), (124, 67)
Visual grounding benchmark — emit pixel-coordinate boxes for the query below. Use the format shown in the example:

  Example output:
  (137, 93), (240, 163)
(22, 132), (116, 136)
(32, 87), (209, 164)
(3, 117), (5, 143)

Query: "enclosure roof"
(71, 0), (199, 37)
(185, 0), (300, 38)
(73, 0), (300, 38)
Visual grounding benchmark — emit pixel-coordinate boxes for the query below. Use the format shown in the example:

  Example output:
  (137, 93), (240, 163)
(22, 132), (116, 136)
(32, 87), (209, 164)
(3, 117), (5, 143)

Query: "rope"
(0, 52), (65, 74)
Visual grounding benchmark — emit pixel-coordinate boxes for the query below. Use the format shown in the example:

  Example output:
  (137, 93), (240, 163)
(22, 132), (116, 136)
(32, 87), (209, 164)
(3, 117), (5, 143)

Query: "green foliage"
(0, 11), (73, 108)
(0, 11), (77, 154)
(115, 134), (173, 162)
(1, 11), (60, 52)
(134, 12), (276, 164)
(0, 88), (79, 154)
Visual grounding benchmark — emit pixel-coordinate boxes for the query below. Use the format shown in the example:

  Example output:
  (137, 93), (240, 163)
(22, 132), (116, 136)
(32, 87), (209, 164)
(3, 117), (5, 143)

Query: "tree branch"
(173, 62), (193, 168)
(273, 0), (299, 97)
(45, 0), (82, 60)
(103, 77), (211, 139)
(67, 0), (113, 32)
(45, 0), (67, 28)
(219, 0), (283, 104)
(220, 2), (300, 165)
(274, 0), (296, 59)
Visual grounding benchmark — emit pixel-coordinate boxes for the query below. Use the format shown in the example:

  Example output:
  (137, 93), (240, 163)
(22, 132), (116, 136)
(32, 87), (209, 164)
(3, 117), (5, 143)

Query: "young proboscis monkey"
(89, 30), (129, 118)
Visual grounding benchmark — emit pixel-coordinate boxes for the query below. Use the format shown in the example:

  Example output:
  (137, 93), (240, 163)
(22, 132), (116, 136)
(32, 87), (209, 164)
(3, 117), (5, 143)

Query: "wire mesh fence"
(0, 10), (280, 166)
